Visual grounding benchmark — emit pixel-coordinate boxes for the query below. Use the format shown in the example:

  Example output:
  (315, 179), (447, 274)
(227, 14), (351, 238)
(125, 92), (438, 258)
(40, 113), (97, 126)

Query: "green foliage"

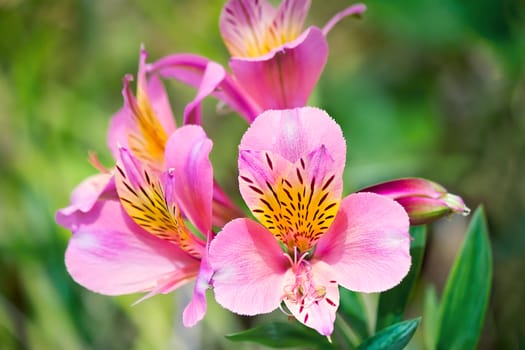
(226, 322), (336, 349)
(338, 288), (370, 341)
(376, 225), (427, 330)
(356, 318), (421, 350)
(436, 207), (492, 350)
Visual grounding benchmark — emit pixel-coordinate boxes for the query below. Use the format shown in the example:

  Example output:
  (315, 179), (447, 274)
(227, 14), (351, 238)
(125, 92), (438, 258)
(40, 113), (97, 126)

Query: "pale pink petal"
(149, 54), (261, 122)
(65, 200), (199, 295)
(240, 107), (346, 173)
(164, 125), (213, 234)
(209, 218), (290, 315)
(269, 0), (310, 44)
(183, 62), (226, 125)
(56, 173), (116, 231)
(229, 27), (327, 110)
(322, 3), (367, 35)
(315, 192), (411, 293)
(284, 261), (339, 336)
(219, 0), (276, 57)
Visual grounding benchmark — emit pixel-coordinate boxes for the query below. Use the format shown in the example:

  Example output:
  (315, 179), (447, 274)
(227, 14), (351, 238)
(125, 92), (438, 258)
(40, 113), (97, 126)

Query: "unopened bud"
(359, 178), (470, 225)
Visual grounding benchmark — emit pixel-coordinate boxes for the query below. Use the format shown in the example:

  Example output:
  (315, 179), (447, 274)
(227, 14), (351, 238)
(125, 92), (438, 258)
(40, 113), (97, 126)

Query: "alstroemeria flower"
(359, 178), (471, 225)
(219, 0), (366, 110)
(65, 125), (215, 327)
(148, 1), (365, 122)
(209, 107), (411, 335)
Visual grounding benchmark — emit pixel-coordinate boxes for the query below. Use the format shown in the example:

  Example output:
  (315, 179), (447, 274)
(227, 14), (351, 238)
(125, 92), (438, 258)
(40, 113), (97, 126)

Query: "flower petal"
(183, 62), (226, 125)
(240, 107), (346, 173)
(65, 200), (200, 295)
(219, 0), (276, 58)
(164, 125), (213, 235)
(284, 261), (339, 336)
(239, 146), (342, 252)
(115, 148), (205, 257)
(322, 3), (367, 35)
(229, 27), (327, 110)
(56, 172), (116, 231)
(150, 54), (261, 122)
(315, 192), (411, 293)
(266, 0), (310, 47)
(209, 218), (290, 315)
(183, 244), (213, 327)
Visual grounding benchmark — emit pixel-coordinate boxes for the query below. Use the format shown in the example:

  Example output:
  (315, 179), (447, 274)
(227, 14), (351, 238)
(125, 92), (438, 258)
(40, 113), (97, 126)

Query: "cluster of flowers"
(56, 0), (469, 336)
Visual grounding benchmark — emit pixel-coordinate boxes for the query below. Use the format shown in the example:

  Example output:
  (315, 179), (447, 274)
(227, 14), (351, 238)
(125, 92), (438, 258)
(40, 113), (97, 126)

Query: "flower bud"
(358, 178), (470, 225)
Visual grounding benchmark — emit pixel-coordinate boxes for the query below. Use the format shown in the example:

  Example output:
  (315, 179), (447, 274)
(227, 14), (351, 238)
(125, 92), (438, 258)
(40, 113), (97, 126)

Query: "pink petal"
(164, 125), (213, 235)
(183, 247), (213, 327)
(239, 107), (346, 173)
(219, 0), (276, 57)
(269, 0), (310, 44)
(149, 54), (261, 122)
(322, 3), (367, 35)
(107, 107), (130, 161)
(239, 147), (342, 251)
(315, 192), (411, 293)
(229, 27), (327, 110)
(209, 218), (290, 315)
(284, 261), (339, 336)
(183, 61), (226, 125)
(146, 74), (176, 134)
(65, 200), (200, 295)
(56, 173), (116, 231)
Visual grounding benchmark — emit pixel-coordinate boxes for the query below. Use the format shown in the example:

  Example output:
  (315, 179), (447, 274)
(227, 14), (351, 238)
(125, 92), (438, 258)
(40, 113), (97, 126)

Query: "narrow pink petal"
(315, 192), (411, 293)
(183, 246), (213, 327)
(219, 0), (276, 57)
(269, 0), (310, 44)
(56, 173), (116, 231)
(239, 107), (346, 173)
(149, 54), (261, 122)
(209, 218), (290, 315)
(284, 261), (339, 336)
(183, 62), (226, 125)
(164, 125), (213, 234)
(146, 74), (176, 133)
(322, 3), (367, 35)
(107, 107), (130, 161)
(229, 27), (327, 110)
(65, 200), (199, 295)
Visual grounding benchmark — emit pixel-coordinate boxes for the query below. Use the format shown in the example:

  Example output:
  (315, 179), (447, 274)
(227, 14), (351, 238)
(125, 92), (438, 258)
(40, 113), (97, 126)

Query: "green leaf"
(423, 285), (439, 350)
(338, 287), (370, 340)
(436, 206), (492, 350)
(225, 322), (336, 349)
(376, 226), (427, 330)
(356, 318), (421, 350)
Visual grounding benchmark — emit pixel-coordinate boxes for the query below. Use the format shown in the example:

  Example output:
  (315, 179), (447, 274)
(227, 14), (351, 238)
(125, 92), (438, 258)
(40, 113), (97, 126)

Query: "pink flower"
(209, 107), (411, 335)
(359, 178), (471, 225)
(219, 0), (366, 110)
(64, 125), (216, 327)
(57, 47), (241, 230)
(149, 1), (366, 122)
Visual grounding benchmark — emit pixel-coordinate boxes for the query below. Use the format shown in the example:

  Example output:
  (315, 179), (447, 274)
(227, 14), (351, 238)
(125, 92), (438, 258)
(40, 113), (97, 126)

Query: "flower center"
(281, 249), (327, 311)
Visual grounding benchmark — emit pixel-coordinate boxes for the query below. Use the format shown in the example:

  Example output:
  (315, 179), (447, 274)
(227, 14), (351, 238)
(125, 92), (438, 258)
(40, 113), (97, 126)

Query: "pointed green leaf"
(225, 322), (336, 349)
(436, 207), (492, 350)
(338, 287), (370, 339)
(356, 318), (421, 350)
(376, 226), (427, 330)
(423, 285), (439, 350)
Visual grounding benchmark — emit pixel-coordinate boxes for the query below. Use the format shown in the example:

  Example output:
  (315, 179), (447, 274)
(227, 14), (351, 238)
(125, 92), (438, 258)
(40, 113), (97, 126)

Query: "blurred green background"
(1, 0), (524, 349)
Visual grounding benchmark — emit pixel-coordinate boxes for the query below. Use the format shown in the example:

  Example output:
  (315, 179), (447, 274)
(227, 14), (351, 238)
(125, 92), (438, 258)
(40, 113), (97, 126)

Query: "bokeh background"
(1, 0), (524, 349)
